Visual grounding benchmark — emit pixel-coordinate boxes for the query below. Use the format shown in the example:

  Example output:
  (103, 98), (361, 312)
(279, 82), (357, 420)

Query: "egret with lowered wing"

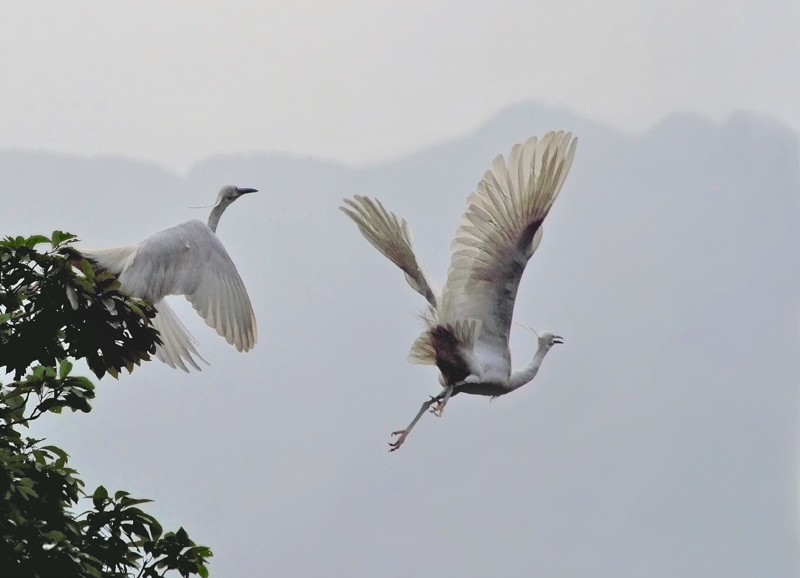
(80, 185), (258, 371)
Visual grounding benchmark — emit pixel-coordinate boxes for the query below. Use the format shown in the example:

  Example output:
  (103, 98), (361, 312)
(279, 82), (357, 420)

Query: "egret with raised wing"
(341, 131), (576, 450)
(80, 185), (258, 371)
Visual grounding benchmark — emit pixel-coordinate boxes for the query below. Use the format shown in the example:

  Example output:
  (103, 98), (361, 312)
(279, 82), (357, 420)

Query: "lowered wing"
(82, 219), (257, 370)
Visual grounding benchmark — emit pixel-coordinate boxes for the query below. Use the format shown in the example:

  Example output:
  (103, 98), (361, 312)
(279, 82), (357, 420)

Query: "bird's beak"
(237, 187), (258, 194)
(553, 335), (564, 344)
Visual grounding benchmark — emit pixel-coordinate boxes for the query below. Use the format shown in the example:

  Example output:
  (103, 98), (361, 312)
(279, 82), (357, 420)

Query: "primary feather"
(340, 195), (439, 308)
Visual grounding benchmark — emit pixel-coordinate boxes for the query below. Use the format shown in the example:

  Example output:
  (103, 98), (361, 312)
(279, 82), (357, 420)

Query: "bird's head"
(537, 330), (564, 348)
(215, 185), (258, 205)
(515, 323), (564, 348)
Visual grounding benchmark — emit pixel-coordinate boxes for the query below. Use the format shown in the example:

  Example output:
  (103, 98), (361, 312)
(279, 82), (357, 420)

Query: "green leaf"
(82, 565), (102, 578)
(18, 485), (39, 499)
(43, 529), (66, 542)
(42, 445), (70, 462)
(120, 497), (154, 508)
(176, 527), (189, 544)
(81, 258), (95, 280)
(189, 546), (212, 557)
(92, 485), (109, 509)
(149, 519), (163, 542)
(25, 235), (50, 248)
(51, 230), (77, 247)
(70, 376), (95, 390)
(6, 395), (26, 410)
(59, 359), (73, 379)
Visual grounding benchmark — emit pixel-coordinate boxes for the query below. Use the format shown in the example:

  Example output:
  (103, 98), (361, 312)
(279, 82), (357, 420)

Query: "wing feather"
(81, 219), (257, 370)
(181, 238), (257, 353)
(440, 132), (577, 347)
(150, 300), (207, 372)
(341, 195), (439, 308)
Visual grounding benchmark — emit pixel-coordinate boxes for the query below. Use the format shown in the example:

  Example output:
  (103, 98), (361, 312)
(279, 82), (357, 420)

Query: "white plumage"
(342, 131), (577, 450)
(80, 185), (258, 371)
(340, 195), (440, 308)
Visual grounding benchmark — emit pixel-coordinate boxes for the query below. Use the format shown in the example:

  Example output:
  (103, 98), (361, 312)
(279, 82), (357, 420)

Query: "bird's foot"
(429, 400), (446, 417)
(389, 430), (408, 452)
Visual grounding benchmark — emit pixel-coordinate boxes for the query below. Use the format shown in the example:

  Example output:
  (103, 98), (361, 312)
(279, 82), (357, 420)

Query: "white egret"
(80, 185), (258, 371)
(341, 131), (576, 450)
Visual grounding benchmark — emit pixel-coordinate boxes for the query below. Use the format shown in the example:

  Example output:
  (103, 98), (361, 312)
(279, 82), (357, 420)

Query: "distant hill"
(3, 104), (798, 577)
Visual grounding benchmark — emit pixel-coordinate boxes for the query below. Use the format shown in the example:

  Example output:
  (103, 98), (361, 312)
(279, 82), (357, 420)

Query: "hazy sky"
(7, 106), (798, 576)
(0, 0), (798, 170)
(2, 3), (799, 576)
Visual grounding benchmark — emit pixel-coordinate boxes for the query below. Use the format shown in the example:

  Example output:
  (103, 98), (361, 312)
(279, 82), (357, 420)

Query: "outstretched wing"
(439, 131), (577, 346)
(341, 195), (439, 308)
(82, 219), (257, 370)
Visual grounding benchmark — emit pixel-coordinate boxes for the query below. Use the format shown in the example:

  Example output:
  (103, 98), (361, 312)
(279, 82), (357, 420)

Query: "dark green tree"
(0, 232), (212, 577)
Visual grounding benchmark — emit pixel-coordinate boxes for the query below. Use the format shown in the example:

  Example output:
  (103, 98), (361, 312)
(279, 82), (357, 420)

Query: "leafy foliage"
(0, 232), (159, 380)
(0, 233), (211, 577)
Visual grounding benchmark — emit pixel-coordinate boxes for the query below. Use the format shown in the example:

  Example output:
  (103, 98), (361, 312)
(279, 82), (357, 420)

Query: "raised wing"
(341, 195), (439, 308)
(82, 219), (257, 370)
(439, 131), (577, 346)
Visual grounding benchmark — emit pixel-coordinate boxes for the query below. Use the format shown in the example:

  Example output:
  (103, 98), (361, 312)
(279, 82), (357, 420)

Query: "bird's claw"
(429, 401), (445, 417)
(389, 429), (407, 452)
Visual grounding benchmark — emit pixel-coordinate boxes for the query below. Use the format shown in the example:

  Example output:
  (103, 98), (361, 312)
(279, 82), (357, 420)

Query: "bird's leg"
(430, 385), (454, 417)
(389, 393), (443, 452)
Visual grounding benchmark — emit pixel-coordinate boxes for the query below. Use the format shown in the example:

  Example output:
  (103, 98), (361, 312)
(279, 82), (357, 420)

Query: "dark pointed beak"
(553, 335), (564, 344)
(237, 187), (258, 194)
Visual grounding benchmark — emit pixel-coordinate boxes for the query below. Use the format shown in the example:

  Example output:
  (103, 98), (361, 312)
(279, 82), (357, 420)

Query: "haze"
(0, 1), (798, 169)
(1, 2), (799, 577)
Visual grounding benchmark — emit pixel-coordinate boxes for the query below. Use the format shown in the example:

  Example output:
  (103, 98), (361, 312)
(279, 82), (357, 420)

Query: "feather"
(435, 131), (576, 380)
(80, 214), (257, 372)
(340, 195), (440, 308)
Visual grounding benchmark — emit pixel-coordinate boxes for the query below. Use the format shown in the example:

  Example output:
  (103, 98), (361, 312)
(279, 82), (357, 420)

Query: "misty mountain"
(2, 104), (798, 576)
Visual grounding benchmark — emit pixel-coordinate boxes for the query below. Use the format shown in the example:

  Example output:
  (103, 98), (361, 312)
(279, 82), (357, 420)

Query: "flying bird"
(341, 131), (576, 450)
(79, 185), (258, 371)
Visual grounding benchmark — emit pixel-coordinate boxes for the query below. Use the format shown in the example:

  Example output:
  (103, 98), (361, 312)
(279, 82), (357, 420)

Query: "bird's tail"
(408, 306), (439, 365)
(77, 245), (139, 276)
(408, 318), (481, 366)
(151, 300), (208, 372)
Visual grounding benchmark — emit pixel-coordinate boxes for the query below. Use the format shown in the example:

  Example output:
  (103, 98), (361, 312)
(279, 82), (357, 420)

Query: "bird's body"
(342, 131), (576, 450)
(80, 185), (258, 371)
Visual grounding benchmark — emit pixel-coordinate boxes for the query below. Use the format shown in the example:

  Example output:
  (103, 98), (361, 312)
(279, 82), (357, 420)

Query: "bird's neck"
(508, 343), (551, 390)
(207, 200), (232, 233)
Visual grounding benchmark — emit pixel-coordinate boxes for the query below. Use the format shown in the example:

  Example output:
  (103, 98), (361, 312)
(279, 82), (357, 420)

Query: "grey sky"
(0, 1), (798, 170)
(1, 3), (799, 576)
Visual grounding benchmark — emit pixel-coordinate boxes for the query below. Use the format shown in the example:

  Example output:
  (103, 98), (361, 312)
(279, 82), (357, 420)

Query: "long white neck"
(508, 342), (552, 390)
(207, 199), (233, 233)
